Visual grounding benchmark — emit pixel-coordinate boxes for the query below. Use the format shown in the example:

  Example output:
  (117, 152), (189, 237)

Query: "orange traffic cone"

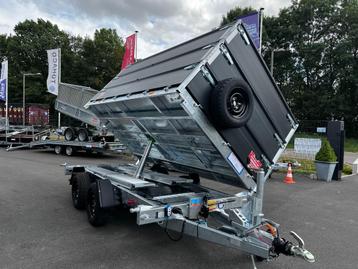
(284, 163), (296, 184)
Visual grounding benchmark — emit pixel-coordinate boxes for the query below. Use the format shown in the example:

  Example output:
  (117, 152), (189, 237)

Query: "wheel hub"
(228, 90), (248, 119)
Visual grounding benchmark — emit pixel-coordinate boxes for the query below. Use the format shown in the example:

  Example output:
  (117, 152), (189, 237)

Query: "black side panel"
(187, 53), (280, 164)
(207, 53), (280, 161)
(226, 35), (292, 140)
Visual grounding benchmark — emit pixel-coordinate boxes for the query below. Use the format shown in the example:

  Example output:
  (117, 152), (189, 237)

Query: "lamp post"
(23, 72), (41, 126)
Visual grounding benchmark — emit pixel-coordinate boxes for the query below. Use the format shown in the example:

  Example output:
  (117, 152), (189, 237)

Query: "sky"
(0, 0), (291, 59)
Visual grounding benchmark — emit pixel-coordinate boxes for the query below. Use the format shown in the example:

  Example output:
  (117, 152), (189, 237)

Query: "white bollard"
(353, 159), (358, 175)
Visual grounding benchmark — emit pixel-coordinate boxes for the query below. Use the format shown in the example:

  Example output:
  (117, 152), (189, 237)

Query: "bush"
(343, 164), (352, 175)
(315, 138), (337, 162)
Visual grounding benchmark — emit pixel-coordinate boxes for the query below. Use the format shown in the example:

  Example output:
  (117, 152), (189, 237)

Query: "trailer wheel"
(210, 78), (253, 128)
(72, 173), (91, 210)
(87, 182), (107, 226)
(78, 128), (89, 142)
(54, 145), (62, 155)
(64, 127), (76, 141)
(65, 146), (74, 156)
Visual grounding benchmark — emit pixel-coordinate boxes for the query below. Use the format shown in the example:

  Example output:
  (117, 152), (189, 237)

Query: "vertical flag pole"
(5, 59), (8, 142)
(58, 48), (61, 129)
(259, 8), (264, 54)
(135, 30), (138, 62)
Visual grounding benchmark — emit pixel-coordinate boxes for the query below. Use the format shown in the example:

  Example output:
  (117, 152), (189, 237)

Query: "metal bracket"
(261, 154), (271, 169)
(200, 65), (215, 86)
(184, 64), (197, 70)
(237, 24), (250, 45)
(219, 44), (234, 65)
(287, 113), (298, 129)
(135, 139), (154, 178)
(274, 133), (285, 149)
(202, 44), (214, 50)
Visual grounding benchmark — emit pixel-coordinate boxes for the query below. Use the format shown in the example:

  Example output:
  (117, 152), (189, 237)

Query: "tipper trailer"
(4, 83), (121, 155)
(65, 20), (315, 266)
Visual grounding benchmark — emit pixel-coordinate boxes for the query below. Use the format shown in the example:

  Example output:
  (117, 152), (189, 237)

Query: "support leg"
(135, 139), (154, 178)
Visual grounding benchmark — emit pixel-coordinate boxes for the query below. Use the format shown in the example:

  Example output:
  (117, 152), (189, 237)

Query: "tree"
(5, 19), (71, 104)
(0, 19), (125, 102)
(220, 6), (256, 26)
(220, 0), (358, 137)
(80, 29), (124, 89)
(0, 19), (126, 127)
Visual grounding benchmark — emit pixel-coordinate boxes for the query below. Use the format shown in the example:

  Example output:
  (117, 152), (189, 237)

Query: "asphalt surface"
(0, 148), (357, 269)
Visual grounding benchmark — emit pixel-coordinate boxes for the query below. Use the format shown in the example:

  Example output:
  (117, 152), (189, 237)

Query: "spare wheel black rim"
(228, 90), (248, 119)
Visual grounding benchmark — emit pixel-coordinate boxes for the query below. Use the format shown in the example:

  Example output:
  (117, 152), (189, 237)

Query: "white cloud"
(0, 0), (291, 58)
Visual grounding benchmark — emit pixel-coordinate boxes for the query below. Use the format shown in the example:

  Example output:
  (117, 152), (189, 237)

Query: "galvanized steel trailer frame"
(65, 139), (314, 264)
(7, 140), (124, 155)
(65, 20), (315, 265)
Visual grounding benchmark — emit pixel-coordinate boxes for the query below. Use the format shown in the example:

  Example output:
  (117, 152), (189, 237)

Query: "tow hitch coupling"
(272, 231), (315, 263)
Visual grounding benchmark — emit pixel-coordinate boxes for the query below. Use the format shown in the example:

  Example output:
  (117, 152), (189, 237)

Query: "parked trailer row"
(6, 140), (125, 156)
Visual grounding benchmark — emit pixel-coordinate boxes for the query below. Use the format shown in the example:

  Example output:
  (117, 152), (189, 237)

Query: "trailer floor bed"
(6, 140), (125, 155)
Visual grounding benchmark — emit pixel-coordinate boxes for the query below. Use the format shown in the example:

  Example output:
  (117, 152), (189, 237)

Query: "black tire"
(87, 182), (107, 226)
(72, 173), (91, 210)
(64, 127), (76, 141)
(78, 128), (89, 142)
(54, 145), (62, 155)
(65, 146), (74, 156)
(210, 78), (254, 128)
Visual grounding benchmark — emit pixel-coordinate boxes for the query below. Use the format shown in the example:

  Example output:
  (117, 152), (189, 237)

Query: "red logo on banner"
(121, 34), (136, 70)
(247, 150), (262, 170)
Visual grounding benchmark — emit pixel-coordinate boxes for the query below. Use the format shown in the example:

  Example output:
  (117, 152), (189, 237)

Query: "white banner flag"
(46, 48), (60, 95)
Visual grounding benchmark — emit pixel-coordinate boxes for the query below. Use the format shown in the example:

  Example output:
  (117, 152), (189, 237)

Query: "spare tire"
(210, 78), (254, 128)
(64, 127), (76, 141)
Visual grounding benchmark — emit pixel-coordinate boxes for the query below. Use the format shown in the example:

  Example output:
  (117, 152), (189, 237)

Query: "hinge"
(200, 65), (215, 86)
(261, 154), (271, 169)
(287, 113), (298, 129)
(237, 24), (250, 45)
(274, 133), (285, 149)
(202, 44), (214, 50)
(184, 64), (197, 70)
(219, 44), (234, 65)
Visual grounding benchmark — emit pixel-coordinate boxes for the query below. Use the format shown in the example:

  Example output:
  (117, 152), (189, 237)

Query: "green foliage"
(286, 132), (358, 152)
(280, 158), (316, 174)
(220, 6), (256, 26)
(221, 0), (358, 138)
(279, 158), (352, 175)
(343, 163), (353, 175)
(0, 19), (125, 110)
(315, 138), (337, 162)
